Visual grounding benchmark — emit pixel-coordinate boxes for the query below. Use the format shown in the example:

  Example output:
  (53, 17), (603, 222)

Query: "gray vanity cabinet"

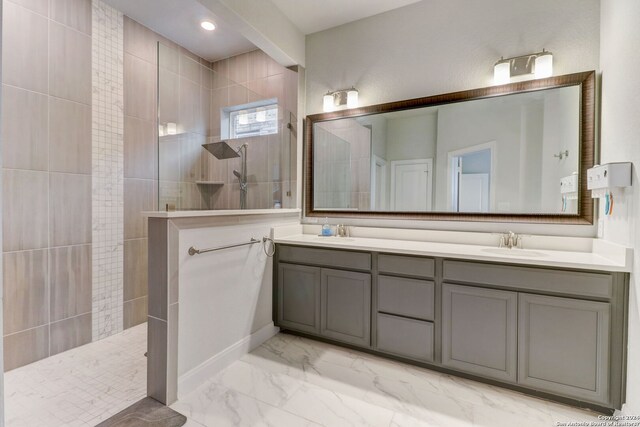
(321, 269), (371, 346)
(277, 263), (321, 334)
(441, 283), (518, 382)
(518, 293), (610, 404)
(275, 244), (628, 411)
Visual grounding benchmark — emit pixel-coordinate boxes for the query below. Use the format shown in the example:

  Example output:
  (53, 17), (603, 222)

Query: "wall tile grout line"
(47, 0), (52, 361)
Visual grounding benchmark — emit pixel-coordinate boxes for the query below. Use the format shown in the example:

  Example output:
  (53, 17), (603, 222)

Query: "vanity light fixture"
(346, 88), (359, 108)
(535, 49), (553, 79)
(493, 49), (553, 84)
(322, 87), (359, 112)
(323, 92), (335, 112)
(200, 20), (216, 31)
(493, 58), (511, 85)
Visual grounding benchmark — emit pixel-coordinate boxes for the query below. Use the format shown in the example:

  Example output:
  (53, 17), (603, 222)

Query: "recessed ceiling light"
(201, 21), (216, 31)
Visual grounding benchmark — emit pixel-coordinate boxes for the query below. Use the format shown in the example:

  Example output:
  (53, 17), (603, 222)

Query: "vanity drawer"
(378, 276), (434, 321)
(376, 313), (434, 362)
(279, 245), (371, 271)
(378, 254), (435, 278)
(443, 260), (613, 299)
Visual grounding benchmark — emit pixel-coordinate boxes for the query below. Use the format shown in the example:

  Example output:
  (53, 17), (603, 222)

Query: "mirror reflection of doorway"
(449, 143), (495, 212)
(390, 159), (433, 211)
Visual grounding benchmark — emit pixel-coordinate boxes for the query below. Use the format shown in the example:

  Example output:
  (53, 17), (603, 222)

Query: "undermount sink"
(482, 247), (547, 257)
(311, 236), (357, 242)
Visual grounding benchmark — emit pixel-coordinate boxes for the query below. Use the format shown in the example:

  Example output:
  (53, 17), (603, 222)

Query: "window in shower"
(226, 101), (278, 139)
(157, 41), (298, 211)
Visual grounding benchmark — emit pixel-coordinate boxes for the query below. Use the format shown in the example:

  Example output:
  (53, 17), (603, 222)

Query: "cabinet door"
(518, 293), (610, 404)
(321, 268), (371, 347)
(442, 284), (518, 382)
(277, 263), (321, 334)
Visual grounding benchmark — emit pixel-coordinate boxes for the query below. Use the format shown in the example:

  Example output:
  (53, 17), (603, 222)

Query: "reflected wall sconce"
(322, 87), (359, 112)
(494, 49), (553, 85)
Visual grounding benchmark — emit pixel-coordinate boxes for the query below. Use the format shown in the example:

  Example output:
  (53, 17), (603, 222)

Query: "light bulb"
(535, 50), (553, 79)
(256, 107), (266, 122)
(494, 59), (510, 85)
(323, 93), (334, 112)
(201, 21), (216, 31)
(347, 88), (359, 108)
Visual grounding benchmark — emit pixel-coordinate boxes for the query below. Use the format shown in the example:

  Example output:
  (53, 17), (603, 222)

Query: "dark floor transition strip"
(95, 397), (187, 427)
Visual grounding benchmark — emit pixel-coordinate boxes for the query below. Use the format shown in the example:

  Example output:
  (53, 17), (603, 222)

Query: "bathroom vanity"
(272, 230), (631, 413)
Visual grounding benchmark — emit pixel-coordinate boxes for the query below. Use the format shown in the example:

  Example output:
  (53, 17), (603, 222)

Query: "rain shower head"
(202, 140), (240, 159)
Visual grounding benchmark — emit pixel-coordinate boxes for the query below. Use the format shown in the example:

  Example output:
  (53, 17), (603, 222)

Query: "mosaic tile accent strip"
(92, 0), (125, 340)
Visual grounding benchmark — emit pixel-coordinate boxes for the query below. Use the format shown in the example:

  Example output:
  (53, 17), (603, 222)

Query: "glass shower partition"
(157, 42), (296, 211)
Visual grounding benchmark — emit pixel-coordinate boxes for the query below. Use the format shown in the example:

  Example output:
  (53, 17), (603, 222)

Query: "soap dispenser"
(321, 218), (332, 236)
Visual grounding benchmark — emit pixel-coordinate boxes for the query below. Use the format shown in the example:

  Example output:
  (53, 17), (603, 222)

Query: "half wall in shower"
(157, 42), (298, 210)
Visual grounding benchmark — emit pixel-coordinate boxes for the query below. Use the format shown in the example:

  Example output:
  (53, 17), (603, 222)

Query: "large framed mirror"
(304, 71), (595, 224)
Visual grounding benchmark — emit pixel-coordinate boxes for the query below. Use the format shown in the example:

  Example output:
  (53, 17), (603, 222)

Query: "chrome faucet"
(499, 231), (521, 249)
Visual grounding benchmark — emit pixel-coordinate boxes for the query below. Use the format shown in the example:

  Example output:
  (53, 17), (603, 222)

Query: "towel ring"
(262, 236), (275, 257)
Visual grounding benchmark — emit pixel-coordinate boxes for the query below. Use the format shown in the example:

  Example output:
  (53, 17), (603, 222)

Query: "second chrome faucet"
(499, 231), (522, 249)
(336, 224), (350, 237)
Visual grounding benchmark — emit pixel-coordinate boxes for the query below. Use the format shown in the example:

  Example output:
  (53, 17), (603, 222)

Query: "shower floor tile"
(4, 323), (147, 427)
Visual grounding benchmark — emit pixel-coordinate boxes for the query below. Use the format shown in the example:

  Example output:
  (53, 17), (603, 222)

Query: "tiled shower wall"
(121, 17), (163, 331)
(0, 1), (165, 370)
(1, 0), (299, 369)
(208, 51), (298, 209)
(121, 19), (222, 328)
(157, 42), (216, 211)
(2, 0), (93, 370)
(157, 48), (299, 210)
(314, 119), (372, 210)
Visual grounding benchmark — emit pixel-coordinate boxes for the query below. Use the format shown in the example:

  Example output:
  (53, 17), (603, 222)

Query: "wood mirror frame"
(304, 71), (596, 224)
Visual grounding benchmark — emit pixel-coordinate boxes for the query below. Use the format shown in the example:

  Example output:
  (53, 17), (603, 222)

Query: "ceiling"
(104, 0), (256, 61)
(270, 0), (424, 34)
(103, 0), (425, 61)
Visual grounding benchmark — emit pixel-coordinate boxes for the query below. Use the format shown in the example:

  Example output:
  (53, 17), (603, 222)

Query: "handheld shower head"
(233, 170), (242, 179)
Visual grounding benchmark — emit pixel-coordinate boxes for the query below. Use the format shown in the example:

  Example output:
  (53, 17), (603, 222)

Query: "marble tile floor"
(173, 333), (602, 427)
(4, 323), (147, 427)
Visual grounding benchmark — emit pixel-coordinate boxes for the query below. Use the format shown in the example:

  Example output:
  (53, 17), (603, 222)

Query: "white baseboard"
(177, 322), (279, 399)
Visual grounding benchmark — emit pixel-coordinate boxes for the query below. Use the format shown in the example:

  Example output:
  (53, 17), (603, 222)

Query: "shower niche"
(157, 42), (298, 210)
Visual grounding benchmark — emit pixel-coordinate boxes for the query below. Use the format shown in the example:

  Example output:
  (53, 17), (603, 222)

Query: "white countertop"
(273, 226), (632, 272)
(143, 208), (300, 219)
